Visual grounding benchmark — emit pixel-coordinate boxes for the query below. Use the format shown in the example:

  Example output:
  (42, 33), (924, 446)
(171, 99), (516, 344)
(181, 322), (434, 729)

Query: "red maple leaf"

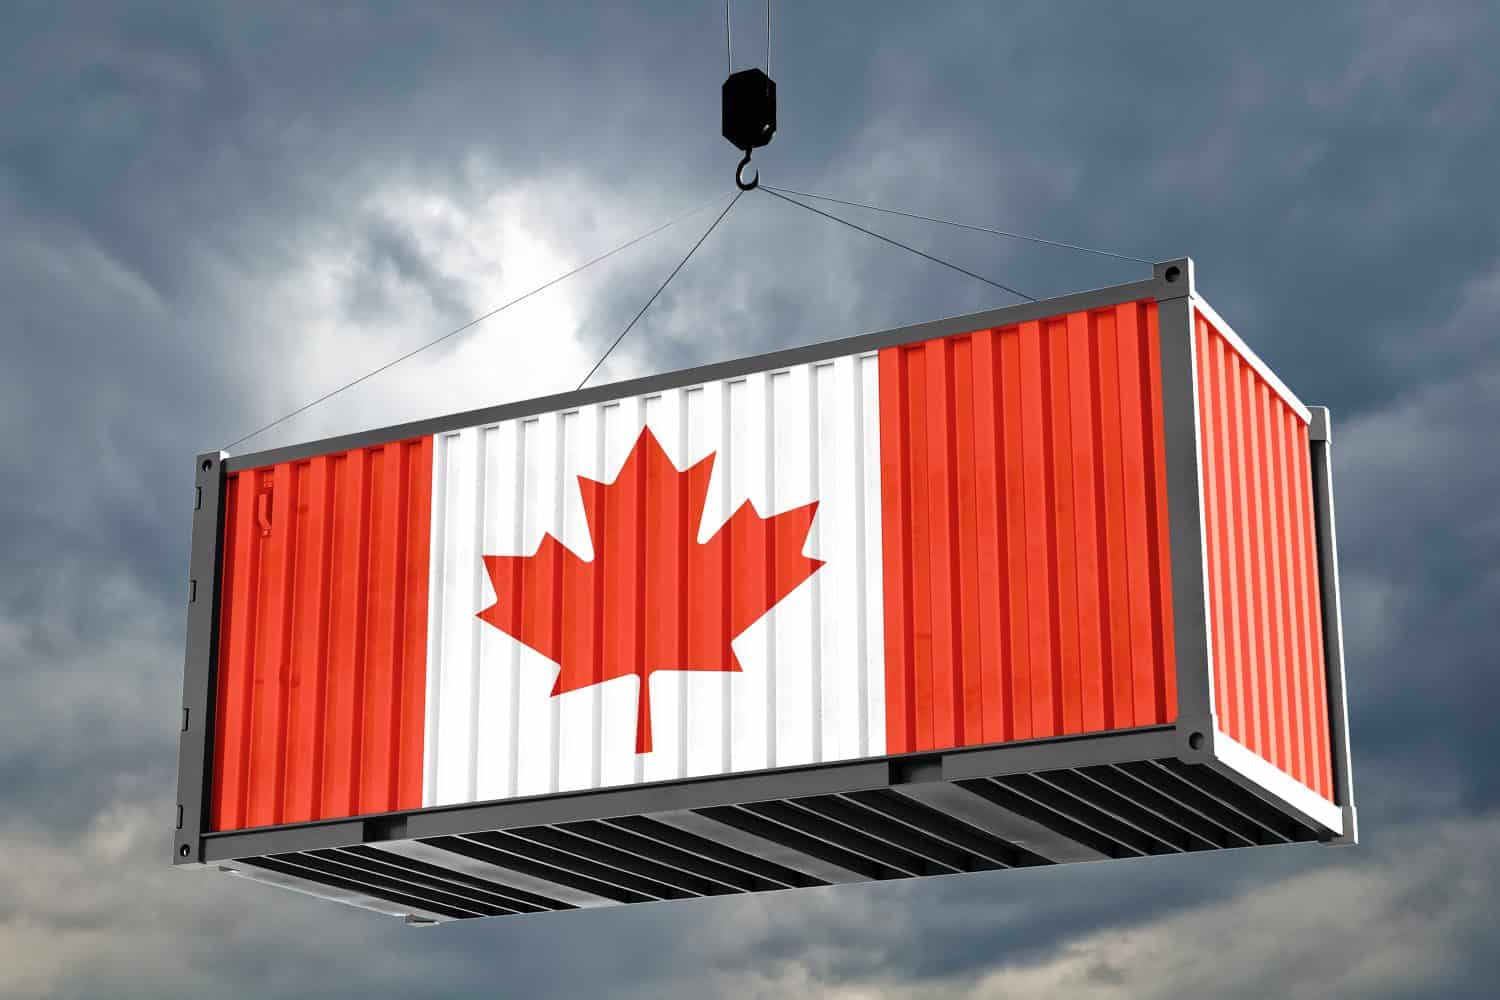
(476, 427), (824, 754)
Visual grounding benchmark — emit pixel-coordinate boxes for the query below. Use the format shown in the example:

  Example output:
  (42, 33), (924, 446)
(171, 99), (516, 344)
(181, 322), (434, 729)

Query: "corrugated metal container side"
(1193, 308), (1334, 802)
(212, 437), (433, 831)
(174, 260), (1356, 927)
(878, 300), (1177, 754)
(209, 303), (1187, 828)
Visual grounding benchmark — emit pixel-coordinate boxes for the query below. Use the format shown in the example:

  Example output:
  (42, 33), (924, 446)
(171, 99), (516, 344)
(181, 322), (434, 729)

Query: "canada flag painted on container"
(211, 301), (1335, 834)
(423, 353), (891, 807)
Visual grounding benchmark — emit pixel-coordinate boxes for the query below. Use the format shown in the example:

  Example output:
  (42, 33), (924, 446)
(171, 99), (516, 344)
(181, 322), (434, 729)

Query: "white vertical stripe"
(475, 423), (511, 800)
(729, 373), (771, 773)
(465, 429), (488, 802)
(546, 411), (566, 794)
(424, 354), (887, 807)
(555, 407), (593, 794)
(859, 353), (887, 757)
(421, 433), (449, 807)
(433, 429), (479, 804)
(818, 359), (851, 761)
(513, 415), (554, 798)
(771, 365), (814, 768)
(503, 421), (526, 796)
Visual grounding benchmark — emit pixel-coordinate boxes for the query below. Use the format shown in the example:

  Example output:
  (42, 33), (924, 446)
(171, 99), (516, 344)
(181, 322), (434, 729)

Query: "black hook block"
(722, 68), (777, 152)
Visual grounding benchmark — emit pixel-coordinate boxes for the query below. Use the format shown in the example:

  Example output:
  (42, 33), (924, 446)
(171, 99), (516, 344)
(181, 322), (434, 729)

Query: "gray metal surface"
(173, 450), (228, 867)
(199, 729), (1172, 863)
(1308, 407), (1358, 845)
(1152, 258), (1217, 763)
(934, 727), (1178, 782)
(892, 781), (1109, 863)
(1198, 753), (1341, 842)
(221, 859), (461, 923)
(214, 734), (1329, 924)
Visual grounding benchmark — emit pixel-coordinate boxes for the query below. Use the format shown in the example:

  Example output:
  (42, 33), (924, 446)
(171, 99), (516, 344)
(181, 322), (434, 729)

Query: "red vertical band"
(877, 302), (1176, 755)
(211, 437), (432, 831)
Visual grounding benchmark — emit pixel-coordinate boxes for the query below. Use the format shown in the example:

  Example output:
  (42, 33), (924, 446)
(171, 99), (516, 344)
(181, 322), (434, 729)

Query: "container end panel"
(878, 300), (1177, 754)
(211, 436), (435, 831)
(1194, 312), (1334, 802)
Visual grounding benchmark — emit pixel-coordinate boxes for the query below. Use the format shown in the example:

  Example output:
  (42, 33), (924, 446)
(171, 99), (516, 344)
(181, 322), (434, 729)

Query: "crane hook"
(735, 149), (759, 191)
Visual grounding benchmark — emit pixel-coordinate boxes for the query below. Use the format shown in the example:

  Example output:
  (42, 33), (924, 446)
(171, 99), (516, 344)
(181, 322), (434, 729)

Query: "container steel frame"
(174, 259), (1356, 918)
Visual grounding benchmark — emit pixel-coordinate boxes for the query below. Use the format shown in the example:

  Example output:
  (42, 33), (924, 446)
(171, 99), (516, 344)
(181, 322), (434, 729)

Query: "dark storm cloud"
(3, 1), (1500, 997)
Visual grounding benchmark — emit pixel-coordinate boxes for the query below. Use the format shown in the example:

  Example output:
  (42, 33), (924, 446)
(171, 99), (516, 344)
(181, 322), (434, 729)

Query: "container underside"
(212, 727), (1332, 923)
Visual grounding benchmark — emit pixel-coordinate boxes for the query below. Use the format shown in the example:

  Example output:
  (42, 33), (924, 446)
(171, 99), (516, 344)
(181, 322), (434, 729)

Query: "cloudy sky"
(3, 1), (1499, 996)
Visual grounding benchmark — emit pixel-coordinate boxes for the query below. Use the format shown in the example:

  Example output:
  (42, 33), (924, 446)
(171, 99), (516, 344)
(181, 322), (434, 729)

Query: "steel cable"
(724, 0), (772, 73)
(762, 184), (1154, 265)
(220, 195), (724, 453)
(760, 186), (1035, 302)
(576, 189), (743, 390)
(766, 0), (772, 76)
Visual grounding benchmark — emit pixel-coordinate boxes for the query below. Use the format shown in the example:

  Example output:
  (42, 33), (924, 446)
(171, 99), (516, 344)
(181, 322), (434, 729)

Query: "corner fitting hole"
(200, 458), (212, 472)
(178, 844), (191, 859)
(1164, 265), (1182, 284)
(1188, 731), (1205, 750)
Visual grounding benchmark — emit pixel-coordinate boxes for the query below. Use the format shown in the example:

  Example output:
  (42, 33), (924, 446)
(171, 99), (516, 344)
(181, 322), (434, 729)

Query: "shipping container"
(175, 259), (1356, 923)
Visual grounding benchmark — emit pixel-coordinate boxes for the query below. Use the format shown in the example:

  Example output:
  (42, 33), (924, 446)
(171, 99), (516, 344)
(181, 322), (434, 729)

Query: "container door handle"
(256, 489), (273, 537)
